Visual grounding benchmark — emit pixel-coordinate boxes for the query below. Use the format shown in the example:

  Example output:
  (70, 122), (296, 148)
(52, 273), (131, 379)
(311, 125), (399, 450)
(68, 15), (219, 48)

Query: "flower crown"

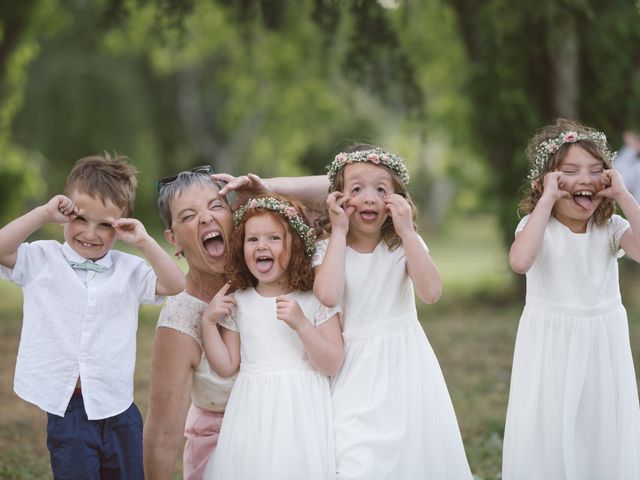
(234, 196), (316, 257)
(327, 148), (410, 187)
(529, 130), (615, 180)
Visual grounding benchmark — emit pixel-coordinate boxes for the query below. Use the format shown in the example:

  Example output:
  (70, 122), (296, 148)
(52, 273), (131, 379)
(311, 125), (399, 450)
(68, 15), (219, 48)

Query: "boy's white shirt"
(0, 240), (163, 420)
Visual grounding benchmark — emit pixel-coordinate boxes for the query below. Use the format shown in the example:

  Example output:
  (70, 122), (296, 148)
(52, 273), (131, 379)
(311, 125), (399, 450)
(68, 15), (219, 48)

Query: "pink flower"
(335, 153), (347, 166)
(249, 199), (258, 209)
(367, 154), (380, 164)
(563, 131), (577, 143)
(284, 206), (298, 219)
(546, 143), (557, 153)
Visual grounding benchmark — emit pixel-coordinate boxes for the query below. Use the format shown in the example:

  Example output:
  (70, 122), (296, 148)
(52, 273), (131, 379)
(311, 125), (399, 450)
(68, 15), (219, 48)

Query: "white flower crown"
(529, 130), (615, 180)
(327, 148), (410, 188)
(234, 196), (316, 257)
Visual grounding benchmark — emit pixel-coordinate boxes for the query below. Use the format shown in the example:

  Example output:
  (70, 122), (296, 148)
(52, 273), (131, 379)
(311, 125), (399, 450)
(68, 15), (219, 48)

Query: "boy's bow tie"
(68, 260), (108, 273)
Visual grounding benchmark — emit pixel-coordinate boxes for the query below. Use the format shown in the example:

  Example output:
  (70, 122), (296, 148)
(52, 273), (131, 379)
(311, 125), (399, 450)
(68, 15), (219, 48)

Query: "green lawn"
(1, 215), (638, 479)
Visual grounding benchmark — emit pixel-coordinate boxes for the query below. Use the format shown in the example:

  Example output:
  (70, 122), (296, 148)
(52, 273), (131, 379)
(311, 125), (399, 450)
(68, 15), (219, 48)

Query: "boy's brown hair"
(64, 153), (138, 217)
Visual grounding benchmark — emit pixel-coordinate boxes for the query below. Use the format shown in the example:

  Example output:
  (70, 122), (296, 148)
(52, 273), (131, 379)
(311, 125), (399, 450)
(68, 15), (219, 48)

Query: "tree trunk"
(548, 17), (579, 119)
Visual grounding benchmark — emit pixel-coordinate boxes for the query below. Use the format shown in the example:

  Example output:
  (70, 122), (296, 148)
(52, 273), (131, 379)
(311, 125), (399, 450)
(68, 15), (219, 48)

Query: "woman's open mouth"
(202, 231), (225, 257)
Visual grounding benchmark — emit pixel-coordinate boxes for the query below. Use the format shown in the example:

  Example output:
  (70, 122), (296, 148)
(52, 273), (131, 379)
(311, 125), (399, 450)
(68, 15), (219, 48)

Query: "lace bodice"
(158, 291), (235, 412)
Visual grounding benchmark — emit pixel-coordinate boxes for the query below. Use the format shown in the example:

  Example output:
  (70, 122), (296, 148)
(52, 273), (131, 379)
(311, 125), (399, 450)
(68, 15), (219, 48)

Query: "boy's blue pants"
(46, 392), (143, 479)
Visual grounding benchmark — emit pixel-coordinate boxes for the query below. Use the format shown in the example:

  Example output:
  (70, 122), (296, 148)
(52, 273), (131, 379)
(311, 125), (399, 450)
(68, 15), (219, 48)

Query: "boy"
(0, 153), (185, 479)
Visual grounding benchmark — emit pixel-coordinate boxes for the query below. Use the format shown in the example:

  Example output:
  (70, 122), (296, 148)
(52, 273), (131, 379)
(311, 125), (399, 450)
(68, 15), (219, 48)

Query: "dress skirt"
(502, 300), (640, 480)
(332, 317), (472, 480)
(205, 365), (335, 480)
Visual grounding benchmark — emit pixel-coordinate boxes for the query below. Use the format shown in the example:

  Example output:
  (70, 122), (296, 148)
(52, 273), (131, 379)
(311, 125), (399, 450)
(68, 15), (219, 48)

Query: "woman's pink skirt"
(183, 404), (224, 480)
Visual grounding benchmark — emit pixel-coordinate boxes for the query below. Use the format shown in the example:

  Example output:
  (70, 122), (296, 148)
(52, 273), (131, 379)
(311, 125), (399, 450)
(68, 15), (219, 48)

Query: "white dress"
(313, 239), (472, 480)
(502, 215), (640, 480)
(203, 288), (339, 480)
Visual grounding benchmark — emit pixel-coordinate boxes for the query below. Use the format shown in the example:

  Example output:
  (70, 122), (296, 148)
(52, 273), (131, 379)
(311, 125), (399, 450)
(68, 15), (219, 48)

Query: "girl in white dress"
(201, 195), (344, 480)
(313, 145), (473, 479)
(503, 118), (640, 480)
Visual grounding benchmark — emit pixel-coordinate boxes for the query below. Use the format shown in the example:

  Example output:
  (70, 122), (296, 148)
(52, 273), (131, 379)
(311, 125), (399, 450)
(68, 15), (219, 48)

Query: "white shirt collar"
(61, 242), (113, 270)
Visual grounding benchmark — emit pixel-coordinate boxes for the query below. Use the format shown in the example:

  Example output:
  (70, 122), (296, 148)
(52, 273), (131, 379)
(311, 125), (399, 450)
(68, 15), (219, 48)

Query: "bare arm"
(0, 195), (76, 268)
(384, 194), (441, 304)
(143, 327), (201, 480)
(598, 169), (640, 262)
(262, 175), (329, 220)
(509, 173), (566, 274)
(313, 192), (352, 307)
(276, 298), (344, 376)
(202, 323), (241, 378)
(214, 173), (329, 224)
(113, 218), (186, 296)
(201, 284), (241, 377)
(402, 232), (442, 304)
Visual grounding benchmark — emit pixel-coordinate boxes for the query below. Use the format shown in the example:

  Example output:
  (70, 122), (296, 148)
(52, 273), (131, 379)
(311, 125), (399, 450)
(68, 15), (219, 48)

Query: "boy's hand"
(326, 191), (353, 234)
(276, 296), (309, 331)
(111, 218), (149, 246)
(597, 169), (628, 201)
(45, 195), (77, 223)
(384, 193), (413, 237)
(204, 283), (237, 324)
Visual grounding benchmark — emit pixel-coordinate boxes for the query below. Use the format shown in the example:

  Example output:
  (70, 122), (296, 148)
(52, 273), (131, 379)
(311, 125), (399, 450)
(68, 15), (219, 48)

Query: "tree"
(444, 0), (640, 244)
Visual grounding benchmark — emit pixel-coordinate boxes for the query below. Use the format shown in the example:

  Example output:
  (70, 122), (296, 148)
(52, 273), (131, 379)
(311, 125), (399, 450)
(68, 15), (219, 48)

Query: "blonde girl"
(503, 118), (640, 479)
(313, 145), (472, 479)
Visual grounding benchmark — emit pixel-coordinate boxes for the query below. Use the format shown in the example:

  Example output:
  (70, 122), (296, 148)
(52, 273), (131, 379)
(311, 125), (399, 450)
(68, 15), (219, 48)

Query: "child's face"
(243, 213), (292, 296)
(63, 190), (123, 260)
(342, 162), (394, 236)
(165, 183), (233, 275)
(553, 145), (605, 229)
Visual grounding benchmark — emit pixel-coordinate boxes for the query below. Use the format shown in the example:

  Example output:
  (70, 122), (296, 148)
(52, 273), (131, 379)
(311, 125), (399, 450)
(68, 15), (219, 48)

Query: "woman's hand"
(213, 173), (271, 210)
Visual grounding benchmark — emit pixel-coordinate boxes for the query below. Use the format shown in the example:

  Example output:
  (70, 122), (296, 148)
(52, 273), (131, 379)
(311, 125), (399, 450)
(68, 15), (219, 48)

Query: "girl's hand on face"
(596, 169), (628, 200)
(112, 218), (149, 246)
(204, 283), (237, 324)
(384, 193), (413, 237)
(542, 171), (571, 202)
(46, 195), (77, 223)
(326, 191), (353, 234)
(275, 296), (308, 332)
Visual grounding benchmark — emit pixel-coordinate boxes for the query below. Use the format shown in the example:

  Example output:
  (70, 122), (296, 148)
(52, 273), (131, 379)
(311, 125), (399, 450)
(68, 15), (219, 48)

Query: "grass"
(1, 215), (639, 479)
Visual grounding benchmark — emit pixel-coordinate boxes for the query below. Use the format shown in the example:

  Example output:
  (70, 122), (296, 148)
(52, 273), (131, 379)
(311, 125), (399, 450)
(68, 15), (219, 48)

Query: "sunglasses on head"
(156, 165), (214, 192)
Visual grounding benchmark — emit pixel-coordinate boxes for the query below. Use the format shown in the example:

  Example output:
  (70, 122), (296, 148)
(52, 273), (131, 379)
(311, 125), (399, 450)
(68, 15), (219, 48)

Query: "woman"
(143, 169), (327, 480)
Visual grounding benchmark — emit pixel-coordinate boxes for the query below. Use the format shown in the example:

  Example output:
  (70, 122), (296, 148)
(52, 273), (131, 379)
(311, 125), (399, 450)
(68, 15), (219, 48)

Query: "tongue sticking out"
(256, 258), (273, 273)
(574, 195), (593, 210)
(203, 237), (225, 257)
